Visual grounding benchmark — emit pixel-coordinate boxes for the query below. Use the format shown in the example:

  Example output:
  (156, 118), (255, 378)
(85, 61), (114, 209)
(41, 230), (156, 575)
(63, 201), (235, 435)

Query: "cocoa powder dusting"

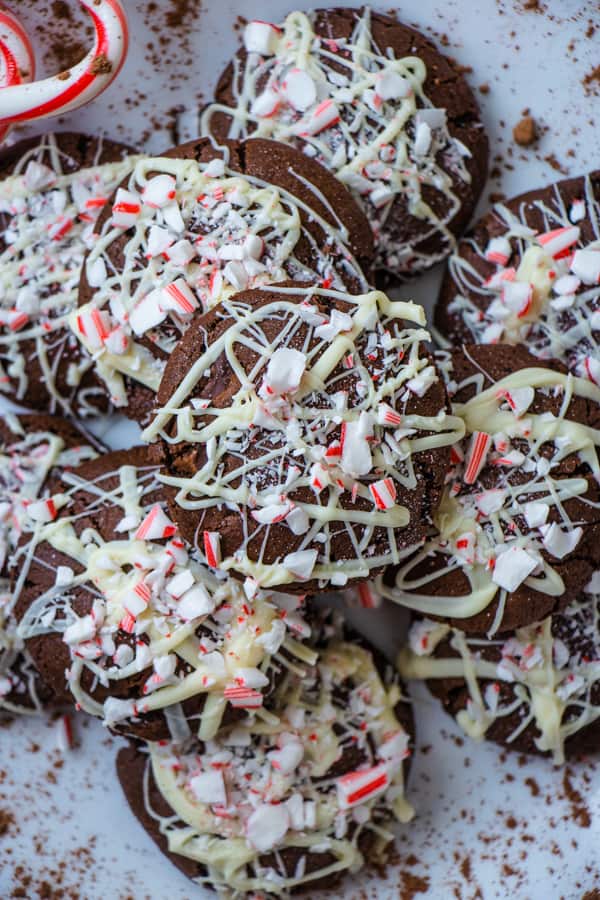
(583, 65), (600, 96)
(562, 769), (591, 828)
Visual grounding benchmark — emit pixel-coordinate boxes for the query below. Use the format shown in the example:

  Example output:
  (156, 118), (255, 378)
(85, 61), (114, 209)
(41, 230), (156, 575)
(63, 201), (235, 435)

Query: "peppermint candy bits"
(147, 283), (460, 592)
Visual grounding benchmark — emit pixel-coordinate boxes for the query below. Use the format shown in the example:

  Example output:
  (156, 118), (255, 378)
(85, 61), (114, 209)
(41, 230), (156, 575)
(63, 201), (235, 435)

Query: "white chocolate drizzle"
(398, 593), (600, 765)
(73, 151), (369, 407)
(0, 418), (97, 714)
(139, 639), (413, 895)
(202, 9), (475, 276)
(14, 457), (314, 738)
(143, 285), (463, 589)
(379, 362), (600, 634)
(0, 133), (137, 415)
(444, 174), (600, 380)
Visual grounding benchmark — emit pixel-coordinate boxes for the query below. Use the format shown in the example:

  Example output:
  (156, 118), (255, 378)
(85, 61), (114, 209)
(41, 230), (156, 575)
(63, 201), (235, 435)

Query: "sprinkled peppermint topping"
(14, 454), (313, 740)
(0, 418), (98, 715)
(203, 9), (476, 277)
(145, 284), (462, 590)
(379, 355), (600, 634)
(443, 174), (600, 378)
(399, 592), (600, 765)
(0, 134), (135, 415)
(74, 148), (369, 408)
(139, 636), (413, 894)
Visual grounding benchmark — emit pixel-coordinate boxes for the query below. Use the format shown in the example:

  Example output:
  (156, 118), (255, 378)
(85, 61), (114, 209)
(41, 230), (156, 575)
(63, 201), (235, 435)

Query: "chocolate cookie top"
(398, 588), (600, 764)
(435, 171), (600, 380)
(0, 413), (100, 714)
(117, 629), (414, 896)
(14, 446), (314, 740)
(146, 283), (461, 593)
(379, 344), (600, 634)
(0, 132), (136, 416)
(206, 8), (488, 281)
(75, 137), (373, 423)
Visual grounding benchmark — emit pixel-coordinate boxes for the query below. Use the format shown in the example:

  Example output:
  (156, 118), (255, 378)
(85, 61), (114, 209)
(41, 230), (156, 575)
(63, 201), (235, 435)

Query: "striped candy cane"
(0, 0), (128, 128)
(0, 5), (35, 141)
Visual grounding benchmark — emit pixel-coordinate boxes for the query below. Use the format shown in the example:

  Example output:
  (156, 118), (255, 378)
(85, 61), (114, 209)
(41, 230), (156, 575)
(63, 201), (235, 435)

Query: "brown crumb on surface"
(90, 54), (112, 75)
(164, 0), (203, 29)
(562, 768), (591, 828)
(583, 65), (600, 96)
(513, 116), (537, 146)
(479, 83), (490, 94)
(0, 808), (15, 836)
(544, 154), (568, 175)
(399, 870), (430, 900)
(524, 777), (540, 797)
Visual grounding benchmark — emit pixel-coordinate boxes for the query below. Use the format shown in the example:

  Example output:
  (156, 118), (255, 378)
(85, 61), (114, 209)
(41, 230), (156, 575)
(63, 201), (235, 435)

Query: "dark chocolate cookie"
(379, 344), (600, 635)
(117, 627), (414, 896)
(13, 446), (314, 740)
(0, 413), (101, 714)
(76, 136), (373, 423)
(0, 132), (136, 416)
(146, 281), (458, 593)
(207, 7), (488, 282)
(399, 590), (600, 763)
(435, 172), (600, 380)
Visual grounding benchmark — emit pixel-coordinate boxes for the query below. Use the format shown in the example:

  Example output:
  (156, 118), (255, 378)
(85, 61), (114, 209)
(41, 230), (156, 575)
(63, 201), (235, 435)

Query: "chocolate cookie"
(75, 136), (373, 423)
(206, 8), (489, 282)
(117, 627), (414, 896)
(379, 344), (600, 634)
(435, 171), (600, 379)
(0, 132), (136, 416)
(0, 413), (101, 714)
(146, 282), (459, 593)
(399, 589), (600, 764)
(13, 446), (314, 741)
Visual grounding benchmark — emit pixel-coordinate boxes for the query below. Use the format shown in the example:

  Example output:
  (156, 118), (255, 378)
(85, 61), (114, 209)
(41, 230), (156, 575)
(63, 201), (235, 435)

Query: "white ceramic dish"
(1, 2), (599, 897)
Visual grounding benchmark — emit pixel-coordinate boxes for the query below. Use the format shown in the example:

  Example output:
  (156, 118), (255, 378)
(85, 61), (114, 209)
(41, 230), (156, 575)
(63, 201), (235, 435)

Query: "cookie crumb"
(583, 65), (600, 96)
(90, 54), (113, 75)
(513, 116), (537, 146)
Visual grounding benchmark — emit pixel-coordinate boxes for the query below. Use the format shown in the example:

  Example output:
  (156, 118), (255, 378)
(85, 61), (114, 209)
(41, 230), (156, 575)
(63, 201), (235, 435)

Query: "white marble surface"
(1, 1), (599, 897)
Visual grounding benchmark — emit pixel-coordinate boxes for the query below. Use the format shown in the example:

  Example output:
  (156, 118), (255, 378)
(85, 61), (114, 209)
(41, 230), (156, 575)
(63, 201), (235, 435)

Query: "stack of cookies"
(1, 7), (598, 898)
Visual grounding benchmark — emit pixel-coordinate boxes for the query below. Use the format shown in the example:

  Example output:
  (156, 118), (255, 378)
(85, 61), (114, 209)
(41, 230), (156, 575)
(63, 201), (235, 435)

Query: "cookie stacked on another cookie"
(0, 132), (137, 417)
(0, 414), (100, 715)
(399, 587), (600, 765)
(382, 344), (600, 635)
(390, 343), (600, 760)
(435, 171), (600, 380)
(13, 447), (318, 741)
(74, 137), (373, 422)
(117, 614), (415, 896)
(205, 7), (489, 282)
(145, 282), (462, 593)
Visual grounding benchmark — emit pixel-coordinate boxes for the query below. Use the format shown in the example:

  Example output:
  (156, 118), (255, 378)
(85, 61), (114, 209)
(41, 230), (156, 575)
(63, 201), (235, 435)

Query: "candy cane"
(0, 5), (35, 141)
(0, 0), (128, 128)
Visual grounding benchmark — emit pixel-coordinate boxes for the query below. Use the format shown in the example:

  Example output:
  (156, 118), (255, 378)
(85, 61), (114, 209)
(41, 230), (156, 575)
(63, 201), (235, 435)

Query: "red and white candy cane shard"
(203, 531), (221, 568)
(337, 763), (389, 808)
(536, 225), (581, 260)
(135, 504), (177, 541)
(0, 5), (35, 142)
(369, 477), (397, 510)
(0, 0), (128, 127)
(223, 686), (264, 708)
(464, 431), (492, 485)
(56, 713), (74, 751)
(357, 583), (381, 609)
